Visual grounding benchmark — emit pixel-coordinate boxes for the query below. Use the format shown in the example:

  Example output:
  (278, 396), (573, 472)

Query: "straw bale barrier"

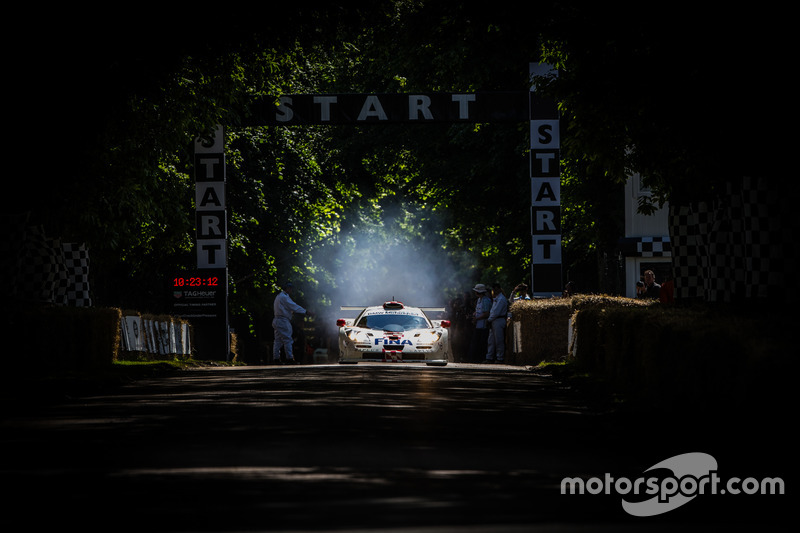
(508, 294), (653, 366)
(3, 306), (197, 373)
(570, 304), (791, 410)
(5, 305), (122, 373)
(509, 295), (791, 410)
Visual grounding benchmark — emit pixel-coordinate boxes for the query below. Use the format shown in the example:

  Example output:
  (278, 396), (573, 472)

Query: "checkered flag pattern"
(4, 216), (92, 307)
(669, 204), (703, 300)
(15, 225), (61, 303)
(669, 177), (786, 303)
(61, 242), (92, 307)
(637, 236), (671, 257)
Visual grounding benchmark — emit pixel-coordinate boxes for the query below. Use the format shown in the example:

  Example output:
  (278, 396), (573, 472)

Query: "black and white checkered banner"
(3, 213), (92, 306)
(669, 177), (787, 303)
(619, 236), (672, 258)
(529, 63), (562, 297)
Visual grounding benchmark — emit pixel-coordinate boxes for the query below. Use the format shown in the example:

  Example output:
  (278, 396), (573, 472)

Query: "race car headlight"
(347, 329), (370, 343)
(416, 330), (441, 344)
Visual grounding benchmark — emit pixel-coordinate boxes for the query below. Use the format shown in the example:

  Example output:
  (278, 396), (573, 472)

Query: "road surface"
(0, 363), (791, 531)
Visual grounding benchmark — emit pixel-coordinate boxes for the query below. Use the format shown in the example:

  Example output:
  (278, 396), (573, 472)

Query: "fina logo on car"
(375, 339), (412, 346)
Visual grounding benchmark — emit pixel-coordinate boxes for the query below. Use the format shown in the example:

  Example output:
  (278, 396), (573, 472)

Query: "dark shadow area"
(1, 365), (791, 532)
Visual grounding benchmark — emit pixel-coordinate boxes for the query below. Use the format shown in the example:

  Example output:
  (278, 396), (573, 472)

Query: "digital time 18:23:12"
(173, 276), (219, 287)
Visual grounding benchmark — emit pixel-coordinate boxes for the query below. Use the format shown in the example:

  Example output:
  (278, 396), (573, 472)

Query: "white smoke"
(332, 233), (456, 307)
(316, 214), (472, 325)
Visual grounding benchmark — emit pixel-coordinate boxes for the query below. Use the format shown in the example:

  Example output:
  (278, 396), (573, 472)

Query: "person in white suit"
(272, 282), (307, 364)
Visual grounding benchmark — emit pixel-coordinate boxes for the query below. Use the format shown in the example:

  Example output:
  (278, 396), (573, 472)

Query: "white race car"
(337, 301), (452, 365)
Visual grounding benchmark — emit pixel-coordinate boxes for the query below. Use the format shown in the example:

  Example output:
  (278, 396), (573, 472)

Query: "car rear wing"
(339, 306), (445, 312)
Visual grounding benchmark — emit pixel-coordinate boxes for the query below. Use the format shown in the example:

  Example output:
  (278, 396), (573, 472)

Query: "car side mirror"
(440, 320), (451, 328)
(336, 319), (347, 327)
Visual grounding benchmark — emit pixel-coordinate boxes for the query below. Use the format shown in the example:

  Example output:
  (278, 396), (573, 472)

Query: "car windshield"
(357, 313), (430, 331)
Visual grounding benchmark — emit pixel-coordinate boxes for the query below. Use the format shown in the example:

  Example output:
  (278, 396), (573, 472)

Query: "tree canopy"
(10, 3), (787, 355)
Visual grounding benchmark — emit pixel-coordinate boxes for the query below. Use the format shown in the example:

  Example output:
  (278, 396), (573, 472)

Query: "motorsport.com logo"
(561, 452), (784, 516)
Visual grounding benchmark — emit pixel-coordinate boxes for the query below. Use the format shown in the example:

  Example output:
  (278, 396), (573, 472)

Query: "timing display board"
(170, 269), (227, 318)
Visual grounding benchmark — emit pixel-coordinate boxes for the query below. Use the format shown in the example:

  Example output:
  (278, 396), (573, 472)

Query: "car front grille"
(382, 346), (404, 352)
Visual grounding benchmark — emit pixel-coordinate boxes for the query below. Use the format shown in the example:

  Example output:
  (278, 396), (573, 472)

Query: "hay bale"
(570, 294), (656, 312)
(5, 305), (121, 372)
(509, 295), (658, 366)
(569, 303), (792, 411)
(509, 298), (573, 365)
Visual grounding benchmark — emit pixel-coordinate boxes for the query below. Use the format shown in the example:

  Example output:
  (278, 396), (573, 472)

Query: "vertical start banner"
(181, 126), (229, 359)
(195, 125), (228, 268)
(529, 63), (562, 297)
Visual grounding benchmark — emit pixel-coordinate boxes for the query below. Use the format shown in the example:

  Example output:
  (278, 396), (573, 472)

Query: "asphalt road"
(0, 363), (791, 532)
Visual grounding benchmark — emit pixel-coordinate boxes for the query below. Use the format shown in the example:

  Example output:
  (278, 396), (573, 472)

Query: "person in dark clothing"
(468, 284), (492, 363)
(640, 270), (661, 299)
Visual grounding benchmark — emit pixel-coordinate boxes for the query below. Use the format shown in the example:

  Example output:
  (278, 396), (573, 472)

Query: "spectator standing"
(484, 283), (508, 363)
(660, 274), (674, 304)
(449, 294), (470, 362)
(510, 283), (531, 302)
(507, 282), (530, 321)
(563, 281), (576, 297)
(469, 284), (492, 363)
(641, 270), (661, 299)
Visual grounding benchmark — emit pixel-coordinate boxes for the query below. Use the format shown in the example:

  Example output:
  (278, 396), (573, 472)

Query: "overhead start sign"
(187, 69), (563, 358)
(243, 92), (528, 125)
(244, 83), (559, 296)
